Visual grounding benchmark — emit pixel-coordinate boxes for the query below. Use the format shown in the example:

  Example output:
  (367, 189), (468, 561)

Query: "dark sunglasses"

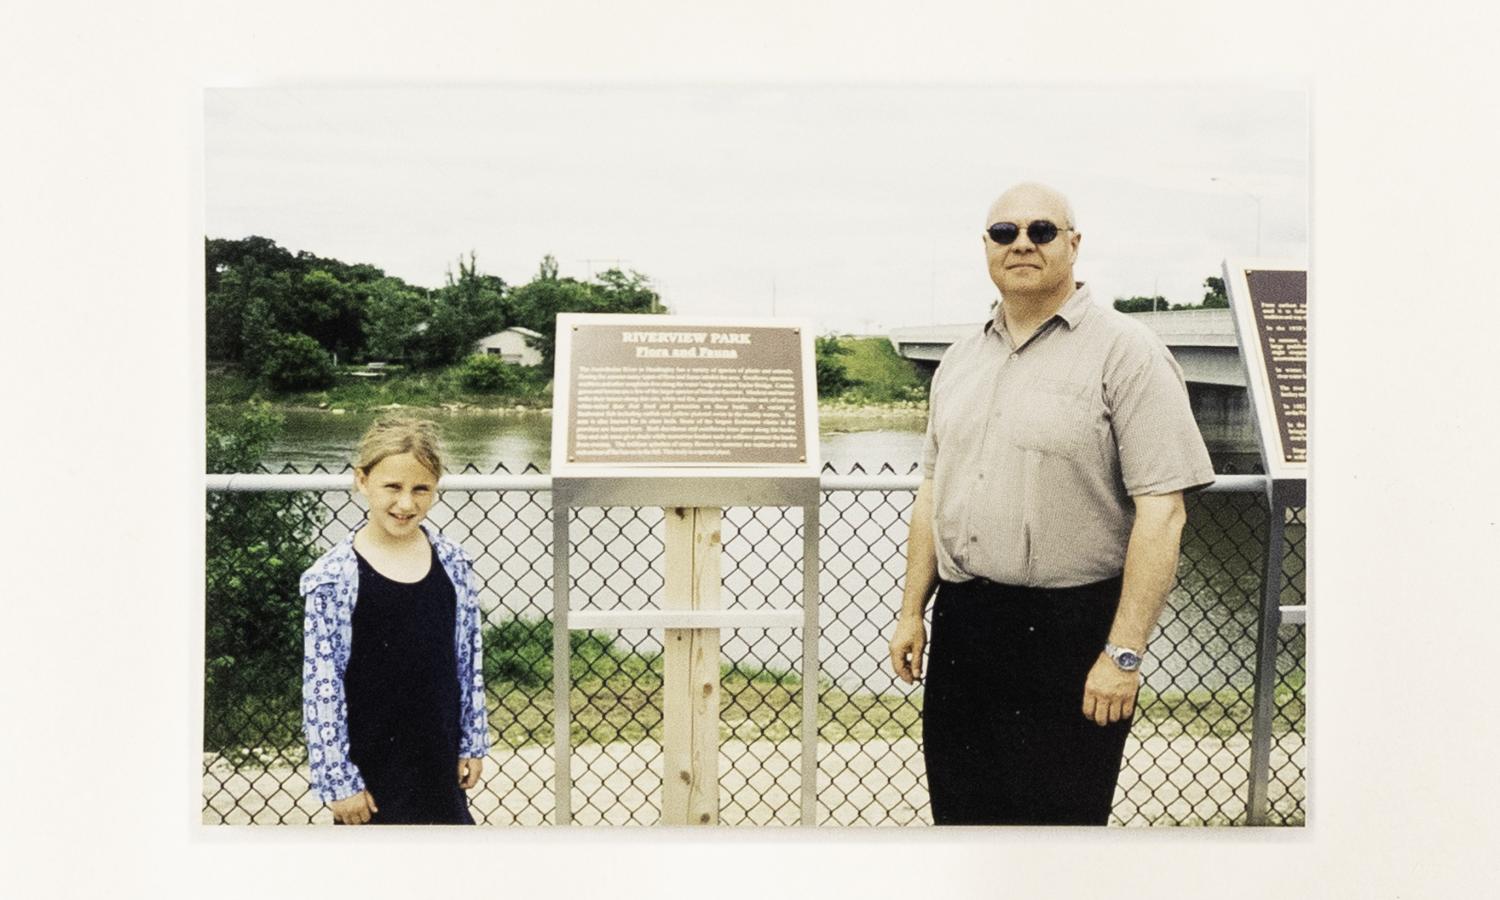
(985, 220), (1072, 246)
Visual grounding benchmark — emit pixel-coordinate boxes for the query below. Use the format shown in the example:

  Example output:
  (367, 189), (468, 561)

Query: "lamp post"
(1211, 176), (1263, 256)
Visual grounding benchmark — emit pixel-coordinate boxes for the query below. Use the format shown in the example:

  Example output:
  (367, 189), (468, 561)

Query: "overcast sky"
(206, 85), (1306, 333)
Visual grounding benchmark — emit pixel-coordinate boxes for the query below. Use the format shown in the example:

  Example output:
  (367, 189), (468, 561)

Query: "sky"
(206, 85), (1306, 334)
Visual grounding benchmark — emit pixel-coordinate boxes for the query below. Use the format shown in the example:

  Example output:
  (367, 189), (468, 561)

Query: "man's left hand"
(1082, 654), (1140, 726)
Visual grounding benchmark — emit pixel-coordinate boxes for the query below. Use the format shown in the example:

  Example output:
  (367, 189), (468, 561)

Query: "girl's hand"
(330, 790), (378, 825)
(458, 757), (484, 790)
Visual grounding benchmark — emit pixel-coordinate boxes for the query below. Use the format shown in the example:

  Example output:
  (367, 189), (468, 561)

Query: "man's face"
(983, 186), (1081, 302)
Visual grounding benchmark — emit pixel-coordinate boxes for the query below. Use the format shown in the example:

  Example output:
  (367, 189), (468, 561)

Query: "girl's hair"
(353, 416), (444, 479)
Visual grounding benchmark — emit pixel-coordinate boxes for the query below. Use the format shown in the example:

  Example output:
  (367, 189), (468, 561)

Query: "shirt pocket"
(1010, 377), (1095, 459)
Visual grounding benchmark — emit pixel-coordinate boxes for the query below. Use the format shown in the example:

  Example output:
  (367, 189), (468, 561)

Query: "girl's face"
(354, 452), (439, 542)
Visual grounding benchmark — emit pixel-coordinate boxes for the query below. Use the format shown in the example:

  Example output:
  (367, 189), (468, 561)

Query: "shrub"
(261, 331), (336, 392)
(204, 403), (325, 756)
(459, 353), (521, 393)
(482, 617), (639, 688)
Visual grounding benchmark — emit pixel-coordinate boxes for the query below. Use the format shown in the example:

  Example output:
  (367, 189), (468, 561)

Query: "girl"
(300, 417), (489, 825)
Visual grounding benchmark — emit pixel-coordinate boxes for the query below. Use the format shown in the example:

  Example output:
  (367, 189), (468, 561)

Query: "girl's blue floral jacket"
(298, 523), (489, 803)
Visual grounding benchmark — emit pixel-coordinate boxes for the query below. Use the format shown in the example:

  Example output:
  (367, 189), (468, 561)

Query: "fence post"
(552, 503), (573, 825)
(1246, 482), (1289, 825)
(799, 498), (820, 826)
(660, 507), (723, 825)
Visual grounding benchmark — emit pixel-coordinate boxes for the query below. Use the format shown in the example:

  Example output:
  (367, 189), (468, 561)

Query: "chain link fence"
(203, 463), (1305, 826)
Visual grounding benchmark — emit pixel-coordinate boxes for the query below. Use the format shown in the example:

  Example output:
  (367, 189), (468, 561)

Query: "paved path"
(204, 732), (1303, 827)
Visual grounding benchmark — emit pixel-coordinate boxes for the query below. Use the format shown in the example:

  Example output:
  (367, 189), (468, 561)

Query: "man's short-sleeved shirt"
(921, 284), (1215, 588)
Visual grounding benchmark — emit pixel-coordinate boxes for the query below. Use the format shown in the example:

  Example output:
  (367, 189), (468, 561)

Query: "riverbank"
(206, 373), (931, 421)
(207, 336), (934, 415)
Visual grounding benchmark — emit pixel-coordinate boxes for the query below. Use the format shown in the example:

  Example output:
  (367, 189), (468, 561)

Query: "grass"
(208, 619), (1305, 760)
(824, 337), (932, 406)
(479, 618), (1305, 749)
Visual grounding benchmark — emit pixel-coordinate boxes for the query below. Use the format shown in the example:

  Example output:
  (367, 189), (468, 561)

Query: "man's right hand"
(330, 789), (378, 825)
(889, 614), (927, 684)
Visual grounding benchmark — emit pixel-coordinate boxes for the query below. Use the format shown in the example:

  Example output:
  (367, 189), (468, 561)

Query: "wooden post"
(660, 506), (722, 825)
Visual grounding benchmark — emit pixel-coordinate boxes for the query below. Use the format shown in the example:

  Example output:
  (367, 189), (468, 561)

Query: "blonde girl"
(300, 417), (487, 825)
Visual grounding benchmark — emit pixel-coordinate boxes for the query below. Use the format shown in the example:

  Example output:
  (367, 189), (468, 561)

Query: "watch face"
(1118, 651), (1141, 670)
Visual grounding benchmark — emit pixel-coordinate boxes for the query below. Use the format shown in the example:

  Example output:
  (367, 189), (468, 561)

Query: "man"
(889, 182), (1214, 825)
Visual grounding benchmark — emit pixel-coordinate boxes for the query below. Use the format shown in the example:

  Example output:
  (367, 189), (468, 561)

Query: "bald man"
(888, 183), (1214, 825)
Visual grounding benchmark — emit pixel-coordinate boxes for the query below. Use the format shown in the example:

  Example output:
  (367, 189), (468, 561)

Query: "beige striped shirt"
(922, 284), (1215, 588)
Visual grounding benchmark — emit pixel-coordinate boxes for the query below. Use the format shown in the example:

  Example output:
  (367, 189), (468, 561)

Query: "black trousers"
(922, 575), (1133, 825)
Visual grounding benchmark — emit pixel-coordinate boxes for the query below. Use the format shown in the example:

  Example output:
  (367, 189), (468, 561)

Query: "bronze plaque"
(1243, 268), (1307, 467)
(563, 322), (808, 465)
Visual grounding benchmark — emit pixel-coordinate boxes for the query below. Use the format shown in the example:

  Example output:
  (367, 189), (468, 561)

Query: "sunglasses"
(985, 220), (1072, 246)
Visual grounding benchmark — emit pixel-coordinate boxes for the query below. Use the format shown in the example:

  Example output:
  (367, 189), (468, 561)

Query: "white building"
(474, 326), (545, 367)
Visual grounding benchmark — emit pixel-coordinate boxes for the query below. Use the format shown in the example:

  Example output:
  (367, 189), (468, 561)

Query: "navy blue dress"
(344, 543), (474, 825)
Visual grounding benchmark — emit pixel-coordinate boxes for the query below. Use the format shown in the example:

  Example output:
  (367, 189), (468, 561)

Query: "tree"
(204, 404), (323, 754)
(208, 260), (293, 365)
(815, 335), (853, 397)
(536, 253), (560, 282)
(1116, 277), (1230, 313)
(506, 275), (597, 371)
(507, 258), (669, 371)
(1113, 295), (1167, 313)
(292, 269), (363, 361)
(361, 277), (433, 361)
(592, 268), (662, 315)
(262, 332), (337, 392)
(411, 252), (508, 367)
(239, 295), (277, 376)
(1199, 276), (1229, 308)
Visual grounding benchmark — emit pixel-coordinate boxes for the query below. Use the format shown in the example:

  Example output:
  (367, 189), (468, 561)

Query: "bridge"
(887, 307), (1262, 468)
(888, 307), (1243, 387)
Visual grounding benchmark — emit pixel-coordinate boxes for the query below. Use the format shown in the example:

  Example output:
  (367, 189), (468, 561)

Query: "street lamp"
(1210, 176), (1263, 256)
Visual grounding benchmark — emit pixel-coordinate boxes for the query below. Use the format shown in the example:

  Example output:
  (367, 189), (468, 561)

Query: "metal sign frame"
(1222, 259), (1309, 825)
(548, 314), (823, 826)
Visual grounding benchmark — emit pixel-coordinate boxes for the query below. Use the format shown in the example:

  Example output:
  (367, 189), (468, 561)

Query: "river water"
(260, 409), (1293, 696)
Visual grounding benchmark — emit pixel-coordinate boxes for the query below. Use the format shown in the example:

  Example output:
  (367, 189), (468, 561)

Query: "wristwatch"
(1104, 642), (1144, 672)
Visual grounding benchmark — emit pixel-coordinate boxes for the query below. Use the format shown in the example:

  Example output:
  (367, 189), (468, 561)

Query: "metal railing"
(202, 464), (1305, 826)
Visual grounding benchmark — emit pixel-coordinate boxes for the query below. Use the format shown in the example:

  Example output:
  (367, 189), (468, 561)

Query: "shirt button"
(970, 536), (979, 542)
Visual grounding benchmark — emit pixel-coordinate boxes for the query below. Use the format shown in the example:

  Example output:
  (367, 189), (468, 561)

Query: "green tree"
(208, 261), (293, 365)
(815, 335), (853, 397)
(205, 404), (324, 754)
(361, 277), (433, 361)
(262, 332), (336, 392)
(412, 252), (508, 367)
(293, 269), (363, 361)
(507, 258), (668, 370)
(507, 276), (595, 371)
(1199, 275), (1229, 308)
(592, 267), (662, 315)
(1113, 295), (1167, 313)
(239, 295), (277, 376)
